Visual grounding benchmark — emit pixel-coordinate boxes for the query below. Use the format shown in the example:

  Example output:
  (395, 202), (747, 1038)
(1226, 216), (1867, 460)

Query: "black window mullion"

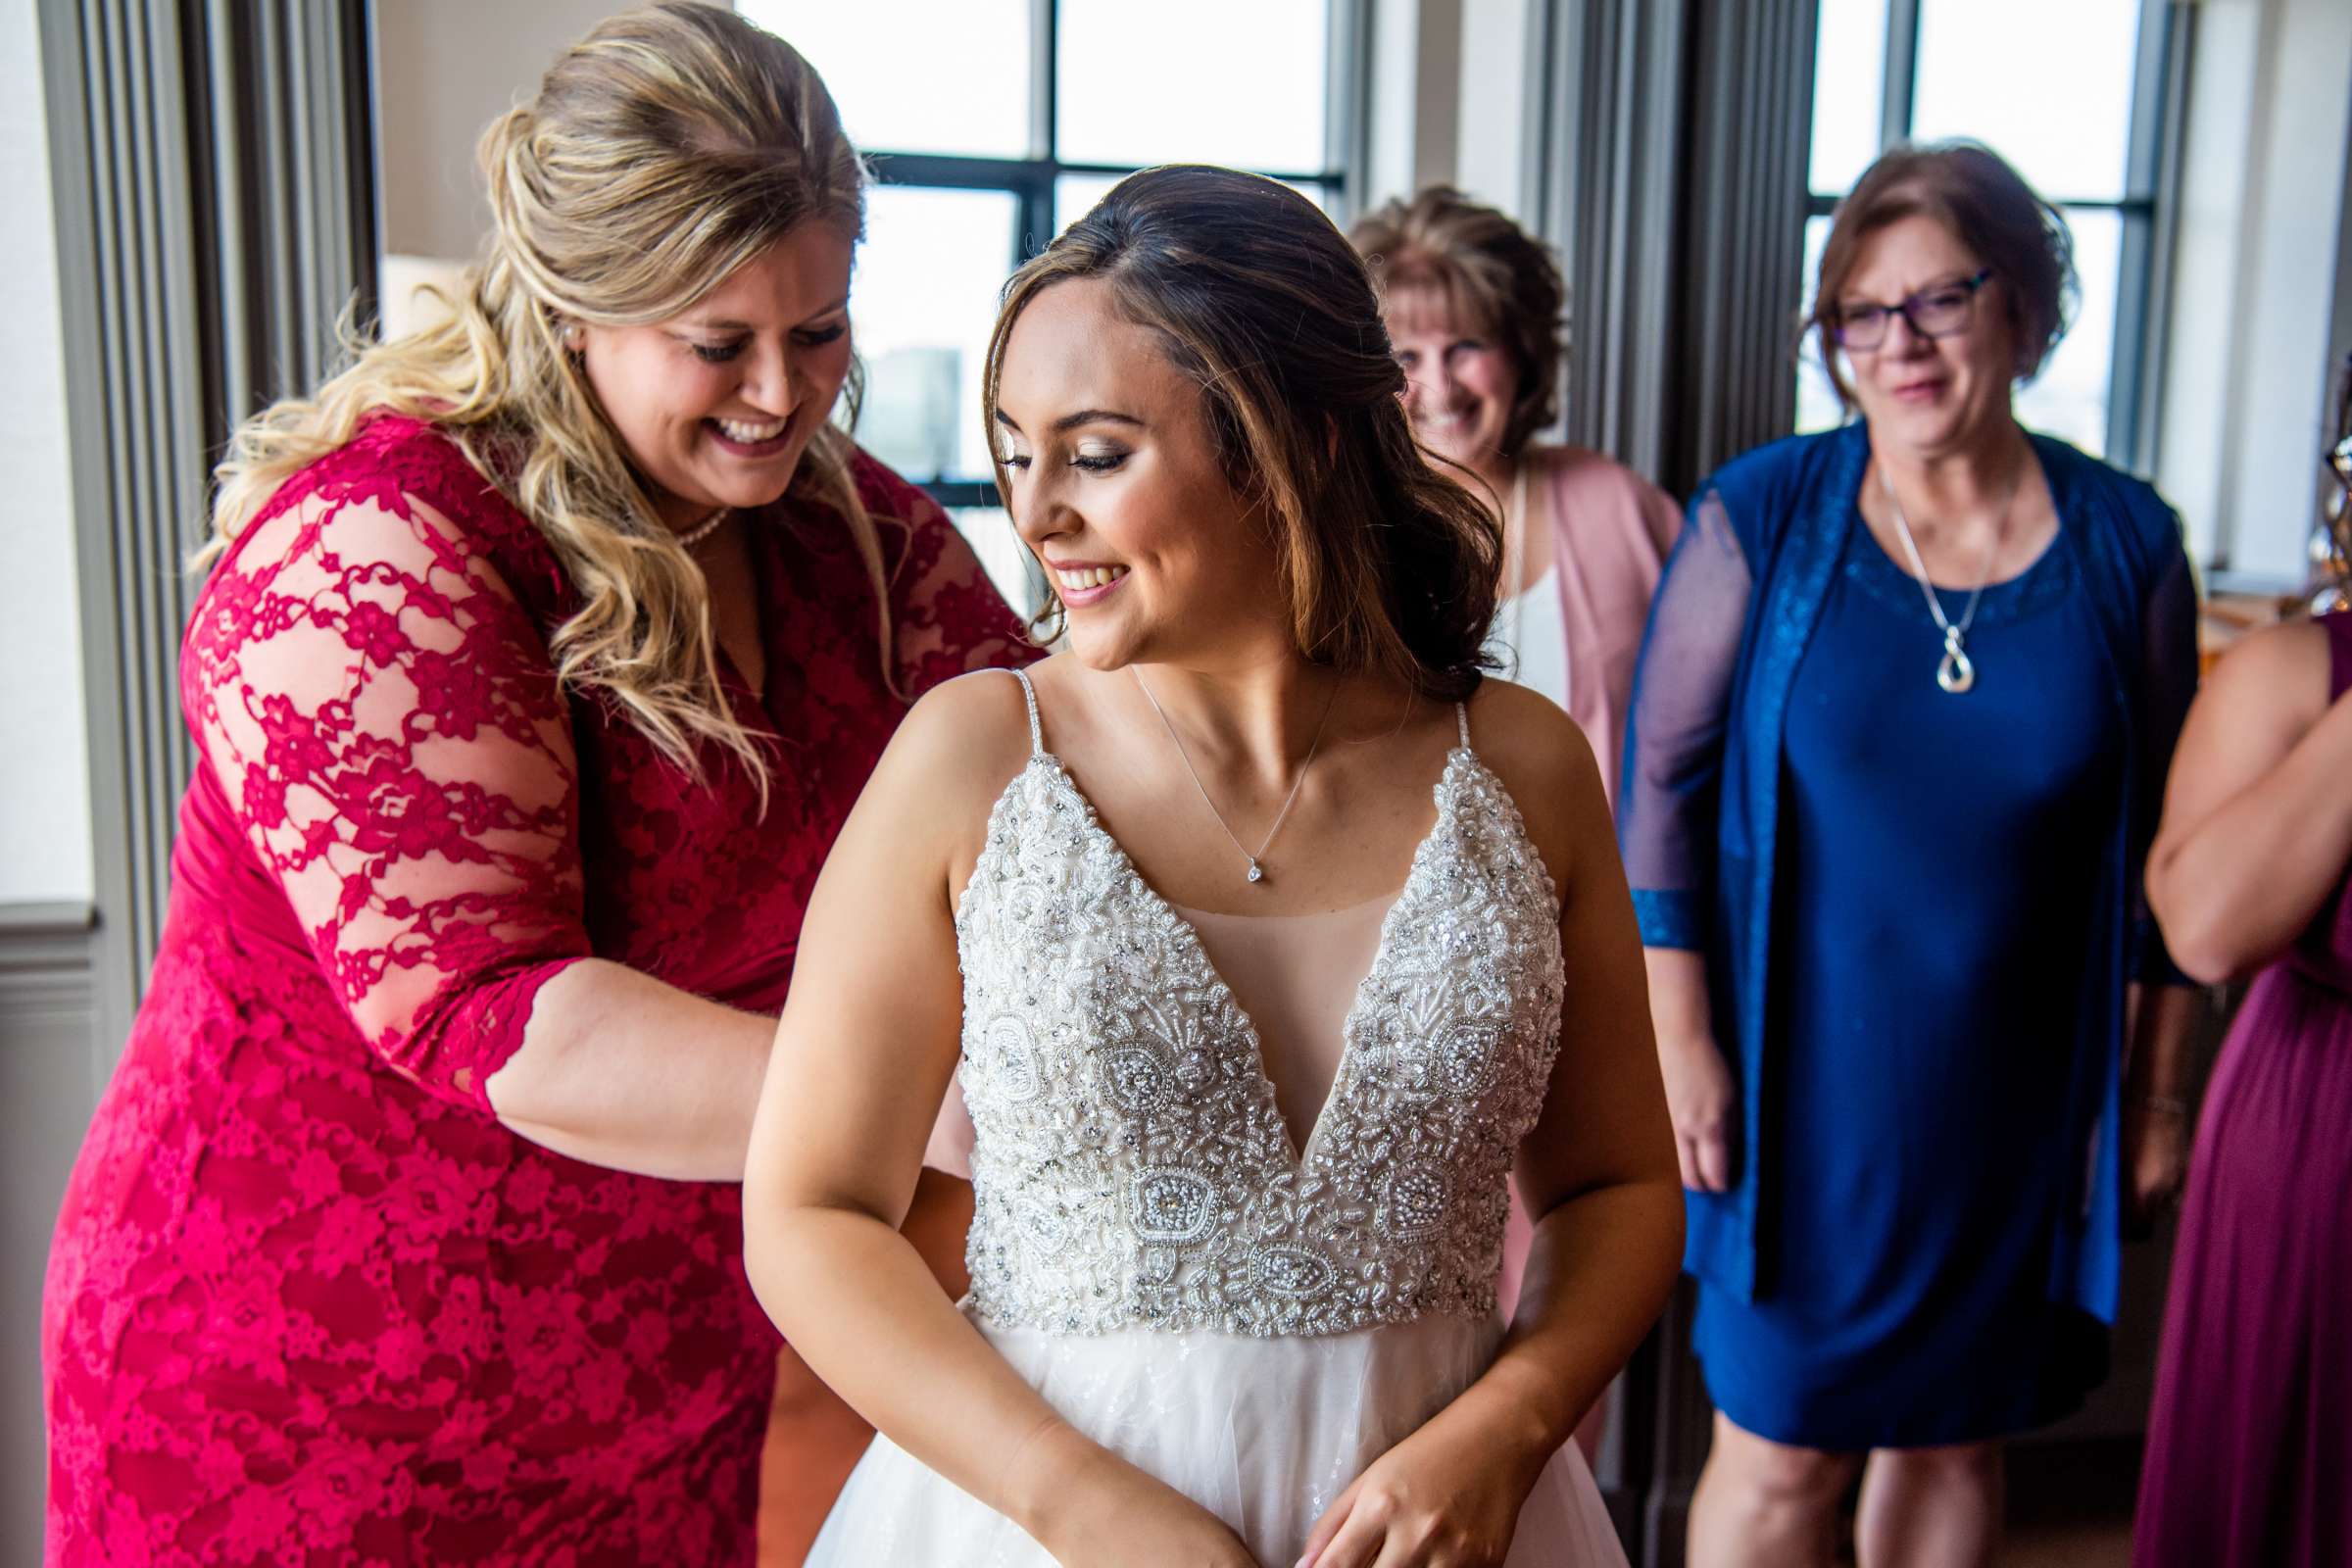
(864, 152), (1031, 189)
(1031, 0), (1055, 162)
(1880, 0), (1921, 149)
(1052, 159), (1342, 185)
(871, 0), (1348, 507)
(1017, 165), (1054, 261)
(2107, 0), (2180, 470)
(2108, 206), (2158, 468)
(1326, 0), (1370, 223)
(921, 478), (1004, 511)
(2121, 0), (2174, 205)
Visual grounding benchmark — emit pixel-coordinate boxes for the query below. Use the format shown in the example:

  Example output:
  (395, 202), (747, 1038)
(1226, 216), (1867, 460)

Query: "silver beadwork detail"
(954, 751), (1565, 1340)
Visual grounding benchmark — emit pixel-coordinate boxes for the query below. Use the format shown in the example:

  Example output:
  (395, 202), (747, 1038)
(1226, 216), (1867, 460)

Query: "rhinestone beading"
(952, 748), (1565, 1340)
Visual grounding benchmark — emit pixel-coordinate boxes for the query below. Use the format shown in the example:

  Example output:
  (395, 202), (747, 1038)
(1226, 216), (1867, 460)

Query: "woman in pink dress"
(39, 8), (1030, 1564)
(1349, 186), (1682, 806)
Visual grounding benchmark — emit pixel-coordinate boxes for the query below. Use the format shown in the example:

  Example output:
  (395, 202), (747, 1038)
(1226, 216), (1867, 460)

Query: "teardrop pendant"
(1246, 858), (1264, 884)
(1936, 626), (1976, 695)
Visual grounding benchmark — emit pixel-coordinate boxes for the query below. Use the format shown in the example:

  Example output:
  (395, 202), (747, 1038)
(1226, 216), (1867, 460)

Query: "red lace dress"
(41, 416), (1035, 1566)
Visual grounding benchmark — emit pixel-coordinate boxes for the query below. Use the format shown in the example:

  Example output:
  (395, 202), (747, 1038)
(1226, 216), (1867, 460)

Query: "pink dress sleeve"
(183, 472), (592, 1110)
(856, 459), (1039, 696)
(1636, 467), (1684, 558)
(924, 1079), (979, 1179)
(1539, 447), (1684, 807)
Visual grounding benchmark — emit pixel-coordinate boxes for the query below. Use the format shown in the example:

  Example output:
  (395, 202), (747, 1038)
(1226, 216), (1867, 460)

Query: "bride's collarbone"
(1059, 738), (1446, 917)
(1015, 661), (1462, 911)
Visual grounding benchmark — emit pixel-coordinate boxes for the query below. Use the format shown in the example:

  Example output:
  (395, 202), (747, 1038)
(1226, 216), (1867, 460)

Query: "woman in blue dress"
(1617, 142), (2203, 1567)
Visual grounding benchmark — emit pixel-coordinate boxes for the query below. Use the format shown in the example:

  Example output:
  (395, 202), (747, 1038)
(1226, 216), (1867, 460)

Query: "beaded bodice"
(955, 670), (1565, 1338)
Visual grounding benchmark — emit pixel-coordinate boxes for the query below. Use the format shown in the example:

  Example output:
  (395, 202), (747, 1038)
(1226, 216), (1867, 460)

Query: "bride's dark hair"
(983, 166), (1501, 700)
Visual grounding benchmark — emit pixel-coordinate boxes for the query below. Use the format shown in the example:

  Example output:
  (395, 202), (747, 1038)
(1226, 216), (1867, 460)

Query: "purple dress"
(2134, 611), (2352, 1568)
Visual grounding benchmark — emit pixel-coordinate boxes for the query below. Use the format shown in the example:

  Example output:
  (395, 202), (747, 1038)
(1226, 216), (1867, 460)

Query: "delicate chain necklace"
(1131, 667), (1339, 885)
(1879, 465), (2013, 695)
(673, 506), (732, 550)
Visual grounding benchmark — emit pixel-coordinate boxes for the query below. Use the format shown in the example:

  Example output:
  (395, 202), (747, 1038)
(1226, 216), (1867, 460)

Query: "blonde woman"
(39, 6), (1031, 1563)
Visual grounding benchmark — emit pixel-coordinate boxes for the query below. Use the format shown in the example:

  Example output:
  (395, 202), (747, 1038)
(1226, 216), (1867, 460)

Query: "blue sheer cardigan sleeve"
(1617, 486), (1756, 951)
(2132, 542), (2200, 984)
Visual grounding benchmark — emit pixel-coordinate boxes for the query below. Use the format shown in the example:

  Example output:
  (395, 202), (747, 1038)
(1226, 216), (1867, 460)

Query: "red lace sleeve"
(184, 472), (592, 1110)
(853, 455), (1040, 695)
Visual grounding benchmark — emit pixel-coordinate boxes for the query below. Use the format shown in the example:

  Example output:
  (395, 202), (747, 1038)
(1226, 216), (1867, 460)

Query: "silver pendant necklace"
(1132, 667), (1338, 884)
(1880, 466), (2011, 695)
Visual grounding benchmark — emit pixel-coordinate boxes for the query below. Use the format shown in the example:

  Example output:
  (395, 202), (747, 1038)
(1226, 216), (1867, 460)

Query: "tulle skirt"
(807, 1310), (1626, 1566)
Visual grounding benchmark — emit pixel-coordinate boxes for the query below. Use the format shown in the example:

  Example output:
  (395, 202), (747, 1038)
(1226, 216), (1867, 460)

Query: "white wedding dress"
(808, 669), (1627, 1566)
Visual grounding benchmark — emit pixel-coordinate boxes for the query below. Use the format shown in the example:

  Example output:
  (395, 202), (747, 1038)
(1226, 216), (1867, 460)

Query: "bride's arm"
(1492, 696), (1686, 1433)
(742, 674), (1257, 1566)
(1303, 684), (1683, 1568)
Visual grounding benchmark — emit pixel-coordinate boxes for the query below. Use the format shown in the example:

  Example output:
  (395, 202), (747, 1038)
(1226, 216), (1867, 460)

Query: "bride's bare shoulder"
(1461, 677), (1613, 892)
(868, 664), (1043, 822)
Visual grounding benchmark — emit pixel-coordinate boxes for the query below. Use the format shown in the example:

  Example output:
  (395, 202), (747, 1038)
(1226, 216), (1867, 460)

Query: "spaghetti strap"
(1454, 701), (1471, 752)
(1006, 666), (1044, 755)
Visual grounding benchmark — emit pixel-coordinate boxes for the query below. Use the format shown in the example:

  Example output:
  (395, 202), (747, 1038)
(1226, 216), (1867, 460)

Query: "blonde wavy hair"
(205, 2), (892, 783)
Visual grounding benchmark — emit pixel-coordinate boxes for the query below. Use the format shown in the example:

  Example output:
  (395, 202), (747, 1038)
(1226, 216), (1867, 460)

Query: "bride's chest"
(952, 760), (1564, 1195)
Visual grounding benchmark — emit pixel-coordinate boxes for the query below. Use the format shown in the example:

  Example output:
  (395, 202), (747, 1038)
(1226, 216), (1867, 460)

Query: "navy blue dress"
(1690, 514), (2117, 1448)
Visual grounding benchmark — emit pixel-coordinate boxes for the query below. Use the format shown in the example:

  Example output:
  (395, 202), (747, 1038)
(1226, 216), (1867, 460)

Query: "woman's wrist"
(1443, 1362), (1575, 1486)
(1001, 1414), (1118, 1545)
(1655, 1026), (1721, 1064)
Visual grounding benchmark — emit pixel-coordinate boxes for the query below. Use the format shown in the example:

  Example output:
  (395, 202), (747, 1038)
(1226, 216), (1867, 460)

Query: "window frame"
(1803, 0), (2180, 471)
(839, 0), (1368, 510)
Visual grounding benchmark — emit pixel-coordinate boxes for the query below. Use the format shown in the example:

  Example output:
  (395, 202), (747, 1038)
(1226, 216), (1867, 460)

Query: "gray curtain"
(1528, 0), (1817, 505)
(1521, 3), (1818, 1562)
(40, 0), (377, 1053)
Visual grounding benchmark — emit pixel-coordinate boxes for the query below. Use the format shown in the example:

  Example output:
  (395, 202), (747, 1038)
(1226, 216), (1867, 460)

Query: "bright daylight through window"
(742, 0), (1348, 612)
(1798, 0), (2165, 467)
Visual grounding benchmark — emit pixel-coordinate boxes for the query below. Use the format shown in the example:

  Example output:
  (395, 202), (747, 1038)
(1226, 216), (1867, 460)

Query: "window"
(1796, 0), (2174, 467)
(743, 0), (1359, 613)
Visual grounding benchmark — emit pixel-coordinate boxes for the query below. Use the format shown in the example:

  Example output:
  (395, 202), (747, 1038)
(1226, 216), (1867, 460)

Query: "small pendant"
(1936, 626), (1976, 694)
(1246, 858), (1264, 884)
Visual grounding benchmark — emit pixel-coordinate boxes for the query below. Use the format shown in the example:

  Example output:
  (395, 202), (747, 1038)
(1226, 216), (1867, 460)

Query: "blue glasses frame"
(1832, 268), (1995, 350)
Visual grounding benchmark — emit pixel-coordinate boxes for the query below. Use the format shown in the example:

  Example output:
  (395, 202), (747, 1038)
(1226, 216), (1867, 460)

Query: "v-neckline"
(1021, 748), (1468, 1171)
(710, 514), (789, 716)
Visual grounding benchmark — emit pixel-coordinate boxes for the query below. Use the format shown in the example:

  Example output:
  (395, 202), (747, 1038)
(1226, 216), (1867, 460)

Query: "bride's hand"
(1296, 1410), (1544, 1568)
(1026, 1431), (1262, 1567)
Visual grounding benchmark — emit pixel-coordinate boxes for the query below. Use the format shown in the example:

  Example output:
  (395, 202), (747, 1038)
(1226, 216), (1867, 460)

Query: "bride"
(743, 166), (1682, 1568)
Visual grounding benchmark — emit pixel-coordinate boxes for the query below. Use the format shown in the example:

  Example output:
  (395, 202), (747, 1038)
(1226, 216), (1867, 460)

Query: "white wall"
(1365, 0), (1463, 208)
(1362, 0), (1533, 220)
(2156, 0), (2352, 584)
(375, 0), (665, 263)
(0, 4), (92, 906)
(1453, 0), (1534, 217)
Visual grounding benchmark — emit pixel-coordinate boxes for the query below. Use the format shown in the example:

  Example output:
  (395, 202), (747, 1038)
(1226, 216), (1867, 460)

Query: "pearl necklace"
(673, 506), (731, 550)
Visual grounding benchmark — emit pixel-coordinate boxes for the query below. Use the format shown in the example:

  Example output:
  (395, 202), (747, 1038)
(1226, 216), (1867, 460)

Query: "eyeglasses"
(1831, 269), (1994, 352)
